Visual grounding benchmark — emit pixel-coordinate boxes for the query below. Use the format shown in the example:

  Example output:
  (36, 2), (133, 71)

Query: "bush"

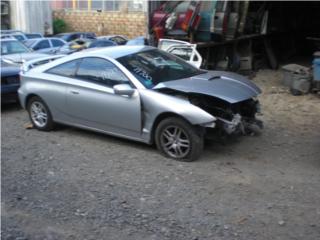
(53, 19), (67, 34)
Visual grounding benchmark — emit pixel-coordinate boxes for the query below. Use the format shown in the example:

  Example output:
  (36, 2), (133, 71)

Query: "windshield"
(13, 34), (25, 41)
(117, 49), (204, 88)
(1, 40), (31, 55)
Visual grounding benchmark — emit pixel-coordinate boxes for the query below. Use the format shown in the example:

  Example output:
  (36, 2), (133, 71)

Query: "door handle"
(70, 90), (79, 94)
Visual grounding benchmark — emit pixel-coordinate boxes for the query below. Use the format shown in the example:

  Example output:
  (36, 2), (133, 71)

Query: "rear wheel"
(27, 96), (54, 131)
(155, 117), (203, 162)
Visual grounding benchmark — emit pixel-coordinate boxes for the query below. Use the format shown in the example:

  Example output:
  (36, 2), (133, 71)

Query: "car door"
(166, 44), (202, 68)
(66, 57), (142, 138)
(158, 38), (190, 51)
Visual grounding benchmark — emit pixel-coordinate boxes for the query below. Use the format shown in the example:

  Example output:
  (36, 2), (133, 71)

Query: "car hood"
(153, 71), (261, 103)
(2, 52), (48, 64)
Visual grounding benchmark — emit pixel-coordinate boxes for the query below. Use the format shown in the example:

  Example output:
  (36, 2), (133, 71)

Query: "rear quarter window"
(46, 59), (82, 78)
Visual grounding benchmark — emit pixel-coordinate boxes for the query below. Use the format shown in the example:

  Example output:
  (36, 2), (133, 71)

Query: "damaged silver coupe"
(18, 46), (262, 161)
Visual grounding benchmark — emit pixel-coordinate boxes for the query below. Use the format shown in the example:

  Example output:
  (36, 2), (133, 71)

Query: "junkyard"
(1, 1), (320, 240)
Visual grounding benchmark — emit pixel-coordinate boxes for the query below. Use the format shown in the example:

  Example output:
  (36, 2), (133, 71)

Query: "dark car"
(97, 35), (128, 45)
(55, 32), (96, 42)
(1, 59), (21, 104)
(54, 38), (93, 55)
(126, 36), (149, 46)
(87, 39), (117, 48)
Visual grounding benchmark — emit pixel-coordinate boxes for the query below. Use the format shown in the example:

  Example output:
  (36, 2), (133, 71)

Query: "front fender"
(139, 89), (216, 142)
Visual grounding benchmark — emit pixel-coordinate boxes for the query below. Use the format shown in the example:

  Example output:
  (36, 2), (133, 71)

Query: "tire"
(27, 96), (54, 131)
(155, 117), (204, 162)
(290, 87), (302, 96)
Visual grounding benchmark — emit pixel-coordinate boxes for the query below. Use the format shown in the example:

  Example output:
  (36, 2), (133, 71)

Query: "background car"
(98, 35), (128, 45)
(23, 38), (67, 54)
(1, 33), (27, 41)
(54, 32), (96, 42)
(126, 36), (149, 46)
(87, 39), (117, 49)
(24, 33), (43, 39)
(54, 38), (93, 54)
(1, 30), (43, 40)
(18, 46), (262, 161)
(1, 59), (21, 104)
(0, 39), (48, 64)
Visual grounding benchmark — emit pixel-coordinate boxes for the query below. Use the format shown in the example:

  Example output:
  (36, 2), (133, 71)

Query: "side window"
(70, 34), (79, 41)
(34, 40), (50, 50)
(46, 59), (81, 78)
(76, 57), (129, 88)
(169, 47), (193, 61)
(111, 37), (126, 45)
(51, 39), (65, 47)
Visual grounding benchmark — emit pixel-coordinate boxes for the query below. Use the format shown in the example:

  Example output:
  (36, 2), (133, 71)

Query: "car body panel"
(153, 71), (261, 104)
(65, 79), (142, 138)
(138, 89), (216, 142)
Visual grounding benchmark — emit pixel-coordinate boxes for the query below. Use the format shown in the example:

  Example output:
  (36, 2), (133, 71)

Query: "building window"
(77, 0), (88, 10)
(91, 0), (103, 10)
(103, 0), (119, 11)
(128, 0), (144, 12)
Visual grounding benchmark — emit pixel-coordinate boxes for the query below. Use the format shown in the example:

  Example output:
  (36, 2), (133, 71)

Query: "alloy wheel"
(30, 101), (48, 128)
(160, 125), (191, 158)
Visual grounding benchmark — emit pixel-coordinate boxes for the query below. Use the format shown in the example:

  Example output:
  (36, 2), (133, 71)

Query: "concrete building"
(2, 0), (53, 34)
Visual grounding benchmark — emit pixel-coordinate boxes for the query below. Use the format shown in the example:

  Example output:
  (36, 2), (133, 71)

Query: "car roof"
(75, 45), (155, 59)
(0, 38), (19, 42)
(25, 37), (64, 41)
(26, 45), (157, 74)
(56, 32), (94, 36)
(99, 35), (127, 39)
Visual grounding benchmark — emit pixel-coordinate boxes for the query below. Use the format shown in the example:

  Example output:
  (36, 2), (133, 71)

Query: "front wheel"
(155, 117), (203, 162)
(27, 96), (54, 131)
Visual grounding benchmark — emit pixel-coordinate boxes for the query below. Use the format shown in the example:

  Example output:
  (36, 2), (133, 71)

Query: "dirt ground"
(2, 69), (320, 240)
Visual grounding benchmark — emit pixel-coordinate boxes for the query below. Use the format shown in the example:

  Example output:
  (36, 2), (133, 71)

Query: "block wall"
(53, 10), (147, 38)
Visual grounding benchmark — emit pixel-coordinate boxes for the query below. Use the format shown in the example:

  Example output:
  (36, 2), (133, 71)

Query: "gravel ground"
(2, 69), (320, 240)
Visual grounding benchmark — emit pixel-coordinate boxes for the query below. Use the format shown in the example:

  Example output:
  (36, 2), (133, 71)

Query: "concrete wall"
(53, 10), (147, 38)
(10, 0), (53, 34)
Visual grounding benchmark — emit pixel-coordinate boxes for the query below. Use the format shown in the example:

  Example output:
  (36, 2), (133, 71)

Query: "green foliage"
(53, 18), (67, 34)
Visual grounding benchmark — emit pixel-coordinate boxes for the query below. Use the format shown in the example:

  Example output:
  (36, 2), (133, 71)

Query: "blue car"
(1, 59), (20, 104)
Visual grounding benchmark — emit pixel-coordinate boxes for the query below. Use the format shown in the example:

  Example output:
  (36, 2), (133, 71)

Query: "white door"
(158, 38), (190, 51)
(166, 44), (202, 68)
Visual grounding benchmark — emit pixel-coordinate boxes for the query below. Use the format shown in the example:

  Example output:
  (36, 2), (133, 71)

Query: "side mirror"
(113, 84), (135, 96)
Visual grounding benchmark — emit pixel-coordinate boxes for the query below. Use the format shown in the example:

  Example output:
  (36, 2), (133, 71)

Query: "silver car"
(1, 39), (48, 64)
(18, 46), (262, 161)
(23, 38), (67, 54)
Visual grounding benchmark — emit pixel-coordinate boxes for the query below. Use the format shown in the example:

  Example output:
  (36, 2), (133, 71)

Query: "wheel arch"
(150, 112), (202, 145)
(25, 93), (41, 108)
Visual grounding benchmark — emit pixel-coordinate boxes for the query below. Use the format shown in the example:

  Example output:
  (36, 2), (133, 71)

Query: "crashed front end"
(154, 71), (263, 137)
(188, 93), (263, 137)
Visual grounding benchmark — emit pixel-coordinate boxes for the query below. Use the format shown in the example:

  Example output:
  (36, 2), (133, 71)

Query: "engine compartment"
(157, 88), (263, 136)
